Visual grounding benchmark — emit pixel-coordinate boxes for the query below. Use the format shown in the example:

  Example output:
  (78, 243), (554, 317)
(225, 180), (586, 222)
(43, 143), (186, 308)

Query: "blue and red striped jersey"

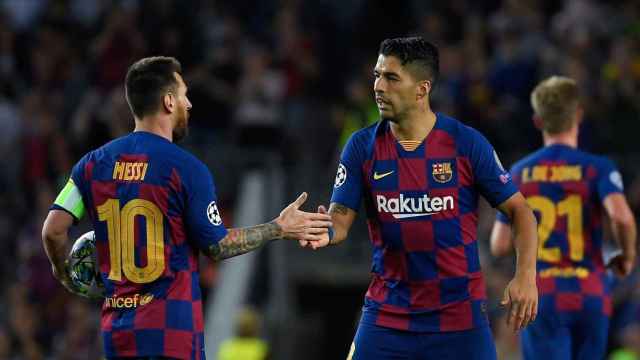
(331, 113), (518, 332)
(497, 144), (624, 317)
(59, 131), (227, 359)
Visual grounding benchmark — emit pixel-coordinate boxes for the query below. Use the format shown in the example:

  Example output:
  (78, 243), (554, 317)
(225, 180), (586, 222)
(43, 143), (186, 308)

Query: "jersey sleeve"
(52, 154), (89, 222)
(468, 130), (518, 208)
(330, 132), (366, 211)
(595, 157), (624, 201)
(184, 161), (228, 251)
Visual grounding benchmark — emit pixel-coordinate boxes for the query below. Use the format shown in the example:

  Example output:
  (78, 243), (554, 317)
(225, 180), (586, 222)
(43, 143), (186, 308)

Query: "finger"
(520, 301), (532, 330)
(532, 298), (538, 322)
(501, 288), (510, 307)
(299, 239), (309, 247)
(318, 205), (327, 214)
(514, 302), (524, 331)
(304, 212), (333, 221)
(518, 298), (528, 328)
(291, 192), (308, 209)
(305, 227), (329, 235)
(302, 234), (324, 242)
(508, 301), (518, 330)
(307, 220), (333, 228)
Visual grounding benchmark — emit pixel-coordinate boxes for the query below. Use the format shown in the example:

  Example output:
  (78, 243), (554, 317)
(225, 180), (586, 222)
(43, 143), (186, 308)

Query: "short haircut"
(379, 37), (439, 84)
(125, 56), (182, 119)
(530, 76), (580, 134)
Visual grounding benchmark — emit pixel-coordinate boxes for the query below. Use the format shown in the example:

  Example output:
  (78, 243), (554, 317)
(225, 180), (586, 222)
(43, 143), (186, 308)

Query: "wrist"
(270, 219), (286, 239)
(515, 267), (536, 280)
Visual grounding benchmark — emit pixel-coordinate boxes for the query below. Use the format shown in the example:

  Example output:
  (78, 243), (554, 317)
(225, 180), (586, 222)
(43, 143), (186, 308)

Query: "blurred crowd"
(0, 0), (638, 358)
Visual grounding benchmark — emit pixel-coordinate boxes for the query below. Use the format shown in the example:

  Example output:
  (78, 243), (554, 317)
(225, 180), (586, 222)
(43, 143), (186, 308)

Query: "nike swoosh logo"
(373, 171), (394, 180)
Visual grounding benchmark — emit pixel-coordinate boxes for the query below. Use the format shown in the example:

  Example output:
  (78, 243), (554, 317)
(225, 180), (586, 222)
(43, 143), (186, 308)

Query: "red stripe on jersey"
(460, 213), (478, 245)
(436, 246), (467, 278)
(400, 221), (434, 252)
(579, 273), (604, 296)
(376, 304), (410, 330)
(91, 180), (117, 210)
(169, 168), (182, 193)
(164, 330), (193, 358)
(111, 330), (136, 356)
(382, 248), (408, 280)
(139, 183), (169, 215)
(468, 272), (487, 300)
(538, 277), (556, 295)
(134, 299), (167, 329)
(457, 157), (473, 186)
(367, 220), (384, 247)
(101, 310), (115, 331)
(556, 293), (582, 311)
(430, 188), (459, 221)
(365, 276), (389, 304)
(193, 300), (204, 332)
(118, 154), (149, 162)
(425, 129), (456, 158)
(398, 158), (427, 190)
(603, 296), (612, 316)
(373, 131), (399, 160)
(440, 301), (472, 331)
(167, 271), (193, 301)
(409, 279), (440, 308)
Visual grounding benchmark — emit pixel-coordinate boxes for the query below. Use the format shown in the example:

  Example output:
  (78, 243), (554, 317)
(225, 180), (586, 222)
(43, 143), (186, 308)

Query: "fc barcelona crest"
(432, 162), (453, 183)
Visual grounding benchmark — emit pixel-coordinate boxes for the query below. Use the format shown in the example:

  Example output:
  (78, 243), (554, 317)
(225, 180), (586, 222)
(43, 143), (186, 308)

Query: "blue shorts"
(521, 299), (609, 360)
(349, 319), (497, 360)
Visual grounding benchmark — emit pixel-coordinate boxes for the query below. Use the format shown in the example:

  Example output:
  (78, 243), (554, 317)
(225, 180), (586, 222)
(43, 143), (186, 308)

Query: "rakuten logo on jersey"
(376, 194), (454, 219)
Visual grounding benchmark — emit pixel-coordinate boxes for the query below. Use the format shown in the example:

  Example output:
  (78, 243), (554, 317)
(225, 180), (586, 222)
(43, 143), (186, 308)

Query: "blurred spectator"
(218, 307), (270, 360)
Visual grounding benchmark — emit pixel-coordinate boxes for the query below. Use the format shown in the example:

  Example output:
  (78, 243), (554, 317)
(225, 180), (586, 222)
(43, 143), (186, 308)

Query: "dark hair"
(124, 56), (182, 119)
(379, 37), (439, 84)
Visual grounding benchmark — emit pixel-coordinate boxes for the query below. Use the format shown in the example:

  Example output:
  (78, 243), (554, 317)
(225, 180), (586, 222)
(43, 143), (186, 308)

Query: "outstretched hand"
(299, 205), (332, 250)
(276, 193), (333, 242)
(501, 272), (538, 332)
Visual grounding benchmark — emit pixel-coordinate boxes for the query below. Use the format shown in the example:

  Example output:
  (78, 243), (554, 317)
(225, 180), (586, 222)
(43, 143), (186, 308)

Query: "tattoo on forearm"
(205, 221), (283, 261)
(330, 203), (349, 215)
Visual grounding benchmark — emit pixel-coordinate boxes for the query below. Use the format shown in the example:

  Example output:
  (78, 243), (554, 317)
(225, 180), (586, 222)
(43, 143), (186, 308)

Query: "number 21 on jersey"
(98, 198), (165, 283)
(527, 195), (584, 263)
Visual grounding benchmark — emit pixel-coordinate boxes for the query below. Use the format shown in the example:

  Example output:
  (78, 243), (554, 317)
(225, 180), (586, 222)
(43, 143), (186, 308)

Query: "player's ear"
(417, 80), (431, 100)
(163, 92), (175, 114)
(532, 115), (544, 130)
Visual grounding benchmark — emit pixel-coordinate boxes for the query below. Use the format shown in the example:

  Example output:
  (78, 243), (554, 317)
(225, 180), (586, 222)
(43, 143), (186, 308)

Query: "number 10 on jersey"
(97, 199), (165, 283)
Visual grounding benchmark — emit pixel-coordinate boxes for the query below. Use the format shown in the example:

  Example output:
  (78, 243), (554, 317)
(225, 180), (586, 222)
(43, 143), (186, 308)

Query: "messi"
(376, 194), (454, 219)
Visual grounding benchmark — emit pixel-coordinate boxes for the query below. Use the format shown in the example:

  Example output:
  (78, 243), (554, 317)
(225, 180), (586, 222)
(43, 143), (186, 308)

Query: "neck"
(543, 129), (577, 148)
(134, 116), (173, 142)
(389, 107), (436, 141)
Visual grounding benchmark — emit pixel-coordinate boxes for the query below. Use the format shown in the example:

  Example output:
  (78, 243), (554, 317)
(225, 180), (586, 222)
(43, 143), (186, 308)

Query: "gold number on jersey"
(97, 199), (165, 283)
(526, 195), (584, 263)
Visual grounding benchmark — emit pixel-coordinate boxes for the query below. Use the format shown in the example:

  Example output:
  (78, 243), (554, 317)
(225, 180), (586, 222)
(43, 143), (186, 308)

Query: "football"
(68, 231), (105, 299)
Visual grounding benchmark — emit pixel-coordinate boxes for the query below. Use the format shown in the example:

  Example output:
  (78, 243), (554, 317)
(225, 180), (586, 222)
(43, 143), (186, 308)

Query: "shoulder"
(349, 121), (380, 145)
(343, 121), (381, 159)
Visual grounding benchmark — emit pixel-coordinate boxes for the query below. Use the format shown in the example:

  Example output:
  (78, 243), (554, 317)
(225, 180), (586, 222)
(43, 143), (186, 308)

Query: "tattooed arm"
(205, 192), (333, 261)
(204, 222), (282, 261)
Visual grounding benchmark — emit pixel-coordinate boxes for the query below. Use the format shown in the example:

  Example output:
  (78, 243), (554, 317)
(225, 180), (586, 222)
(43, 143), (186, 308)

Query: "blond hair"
(530, 76), (580, 134)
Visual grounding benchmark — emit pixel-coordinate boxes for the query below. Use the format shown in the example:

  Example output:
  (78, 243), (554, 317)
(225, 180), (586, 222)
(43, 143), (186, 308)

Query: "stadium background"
(0, 0), (638, 359)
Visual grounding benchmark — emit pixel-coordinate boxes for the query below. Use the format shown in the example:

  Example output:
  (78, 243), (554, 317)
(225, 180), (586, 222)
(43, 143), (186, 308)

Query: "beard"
(172, 109), (189, 143)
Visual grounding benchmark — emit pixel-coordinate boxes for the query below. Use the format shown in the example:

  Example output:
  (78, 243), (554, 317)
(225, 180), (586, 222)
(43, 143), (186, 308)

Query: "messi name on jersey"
(376, 193), (454, 219)
(112, 160), (149, 181)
